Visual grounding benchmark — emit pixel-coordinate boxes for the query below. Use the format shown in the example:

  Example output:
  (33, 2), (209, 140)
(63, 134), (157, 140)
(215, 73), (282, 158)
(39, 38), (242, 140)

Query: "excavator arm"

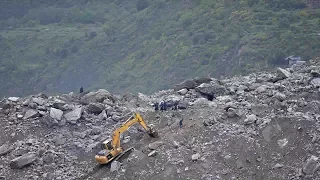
(95, 112), (157, 165)
(111, 112), (157, 150)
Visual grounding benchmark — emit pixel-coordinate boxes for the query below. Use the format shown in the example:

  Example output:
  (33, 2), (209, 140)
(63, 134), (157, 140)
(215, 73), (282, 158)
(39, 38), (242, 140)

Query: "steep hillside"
(0, 0), (319, 97)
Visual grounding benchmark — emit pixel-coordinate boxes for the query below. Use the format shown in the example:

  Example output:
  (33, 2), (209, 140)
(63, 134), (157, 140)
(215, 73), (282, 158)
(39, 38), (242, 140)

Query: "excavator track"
(80, 147), (135, 180)
(114, 147), (134, 161)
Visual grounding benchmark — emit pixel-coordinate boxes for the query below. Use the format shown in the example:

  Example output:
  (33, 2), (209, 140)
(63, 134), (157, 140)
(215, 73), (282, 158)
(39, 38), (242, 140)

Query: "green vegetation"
(0, 0), (319, 97)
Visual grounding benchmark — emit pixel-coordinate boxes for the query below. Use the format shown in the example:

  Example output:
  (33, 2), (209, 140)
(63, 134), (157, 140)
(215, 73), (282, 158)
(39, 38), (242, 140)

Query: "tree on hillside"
(136, 0), (149, 11)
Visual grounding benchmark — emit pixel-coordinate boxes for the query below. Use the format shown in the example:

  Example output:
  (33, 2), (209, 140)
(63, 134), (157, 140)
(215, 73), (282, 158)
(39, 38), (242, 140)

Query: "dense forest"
(0, 0), (319, 97)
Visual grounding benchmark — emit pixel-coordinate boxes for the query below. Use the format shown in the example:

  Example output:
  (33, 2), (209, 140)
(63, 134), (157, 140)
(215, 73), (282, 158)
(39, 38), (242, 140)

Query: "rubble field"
(0, 58), (320, 180)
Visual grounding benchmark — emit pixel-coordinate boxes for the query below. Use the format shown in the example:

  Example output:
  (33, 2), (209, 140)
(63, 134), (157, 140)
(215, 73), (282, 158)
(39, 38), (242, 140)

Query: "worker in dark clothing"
(160, 101), (164, 111)
(80, 86), (84, 93)
(172, 101), (178, 110)
(163, 101), (167, 111)
(179, 119), (183, 128)
(153, 102), (159, 111)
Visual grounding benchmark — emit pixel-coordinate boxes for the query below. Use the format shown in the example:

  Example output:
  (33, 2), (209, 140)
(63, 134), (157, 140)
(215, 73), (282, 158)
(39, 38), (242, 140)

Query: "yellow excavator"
(95, 112), (158, 164)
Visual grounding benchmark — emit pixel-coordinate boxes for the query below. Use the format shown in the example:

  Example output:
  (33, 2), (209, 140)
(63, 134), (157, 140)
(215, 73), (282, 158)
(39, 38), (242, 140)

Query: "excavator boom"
(112, 112), (157, 149)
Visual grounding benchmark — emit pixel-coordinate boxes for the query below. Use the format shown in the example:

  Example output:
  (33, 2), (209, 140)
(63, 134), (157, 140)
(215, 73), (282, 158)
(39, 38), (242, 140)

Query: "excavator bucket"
(148, 128), (158, 138)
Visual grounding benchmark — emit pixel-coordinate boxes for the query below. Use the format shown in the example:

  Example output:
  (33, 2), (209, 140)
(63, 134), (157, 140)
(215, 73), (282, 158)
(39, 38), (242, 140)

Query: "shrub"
(24, 6), (65, 25)
(103, 24), (115, 36)
(136, 0), (149, 11)
(89, 31), (97, 39)
(71, 45), (79, 53)
(62, 8), (96, 24)
(179, 12), (193, 28)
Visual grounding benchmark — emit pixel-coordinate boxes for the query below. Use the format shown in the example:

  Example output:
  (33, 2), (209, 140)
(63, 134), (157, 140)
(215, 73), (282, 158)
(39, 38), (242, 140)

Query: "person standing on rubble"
(179, 118), (183, 128)
(153, 102), (159, 111)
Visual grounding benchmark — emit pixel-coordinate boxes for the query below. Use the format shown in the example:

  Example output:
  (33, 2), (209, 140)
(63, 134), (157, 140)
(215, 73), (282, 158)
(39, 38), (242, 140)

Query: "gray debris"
(10, 153), (37, 169)
(8, 97), (19, 102)
(178, 101), (188, 109)
(177, 88), (188, 95)
(311, 70), (320, 78)
(174, 79), (198, 91)
(49, 108), (63, 120)
(90, 126), (102, 135)
(73, 132), (87, 139)
(274, 163), (284, 168)
(81, 89), (115, 104)
(111, 161), (121, 172)
(192, 153), (200, 161)
(52, 99), (67, 110)
(244, 114), (257, 125)
(277, 68), (291, 79)
(32, 97), (46, 106)
(28, 102), (38, 109)
(256, 85), (268, 93)
(303, 155), (320, 175)
(0, 143), (14, 156)
(64, 107), (83, 123)
(310, 78), (320, 88)
(52, 135), (67, 146)
(278, 138), (288, 149)
(173, 141), (179, 149)
(148, 141), (164, 150)
(195, 80), (227, 97)
(87, 103), (105, 114)
(274, 92), (286, 101)
(148, 150), (157, 157)
(24, 109), (39, 119)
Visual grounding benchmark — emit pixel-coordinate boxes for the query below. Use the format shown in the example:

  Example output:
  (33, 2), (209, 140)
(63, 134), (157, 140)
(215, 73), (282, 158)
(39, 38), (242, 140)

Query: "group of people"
(153, 101), (179, 111)
(153, 101), (184, 128)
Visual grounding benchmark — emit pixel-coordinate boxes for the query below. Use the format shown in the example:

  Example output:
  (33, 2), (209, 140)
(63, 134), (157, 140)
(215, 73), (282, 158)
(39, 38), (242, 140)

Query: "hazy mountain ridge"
(0, 0), (319, 97)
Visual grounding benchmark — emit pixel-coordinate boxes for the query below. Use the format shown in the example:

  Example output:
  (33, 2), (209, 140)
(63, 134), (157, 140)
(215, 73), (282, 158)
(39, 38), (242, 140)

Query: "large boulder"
(80, 89), (115, 104)
(148, 141), (164, 150)
(64, 107), (83, 123)
(111, 161), (121, 172)
(310, 78), (320, 88)
(52, 99), (67, 110)
(90, 126), (102, 135)
(303, 155), (319, 175)
(24, 109), (39, 119)
(195, 79), (227, 97)
(194, 77), (212, 84)
(277, 68), (291, 79)
(177, 88), (188, 95)
(0, 143), (14, 156)
(8, 97), (19, 102)
(52, 135), (67, 146)
(49, 108), (63, 120)
(174, 79), (198, 91)
(178, 101), (188, 109)
(174, 77), (212, 91)
(87, 103), (105, 114)
(244, 114), (257, 125)
(32, 97), (46, 106)
(10, 153), (37, 169)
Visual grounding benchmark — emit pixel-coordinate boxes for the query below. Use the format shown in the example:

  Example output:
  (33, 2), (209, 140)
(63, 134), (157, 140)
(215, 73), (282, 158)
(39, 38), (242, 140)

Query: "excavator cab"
(101, 138), (112, 150)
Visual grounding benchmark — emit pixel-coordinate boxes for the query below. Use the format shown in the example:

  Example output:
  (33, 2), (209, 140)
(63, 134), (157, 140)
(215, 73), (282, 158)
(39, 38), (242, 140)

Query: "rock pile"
(0, 58), (320, 180)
